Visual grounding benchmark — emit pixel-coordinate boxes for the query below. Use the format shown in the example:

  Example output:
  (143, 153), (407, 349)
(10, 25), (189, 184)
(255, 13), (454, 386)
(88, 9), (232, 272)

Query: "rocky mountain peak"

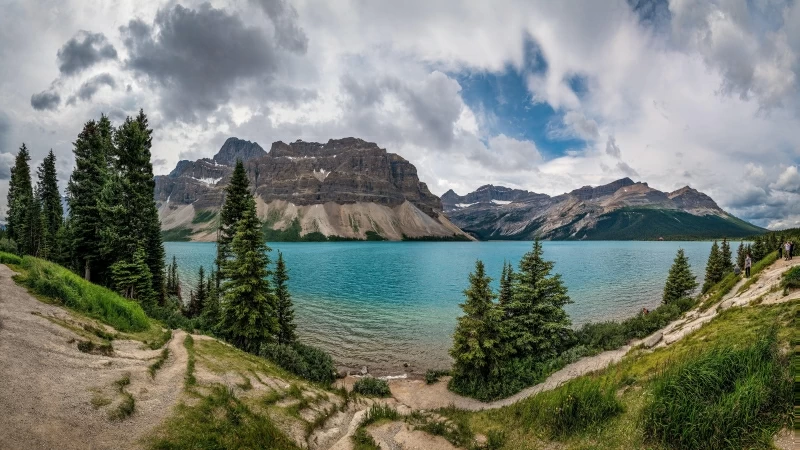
(668, 185), (722, 213)
(213, 137), (267, 166)
(569, 177), (637, 201)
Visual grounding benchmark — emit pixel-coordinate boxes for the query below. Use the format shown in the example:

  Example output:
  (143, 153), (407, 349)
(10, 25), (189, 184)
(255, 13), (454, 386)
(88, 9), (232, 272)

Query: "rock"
(360, 366), (368, 376)
(642, 331), (663, 348)
(474, 434), (488, 446)
(403, 362), (409, 368)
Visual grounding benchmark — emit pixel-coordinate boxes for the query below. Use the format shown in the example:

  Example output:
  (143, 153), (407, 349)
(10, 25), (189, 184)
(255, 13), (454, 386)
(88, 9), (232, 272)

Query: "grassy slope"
(455, 300), (796, 449)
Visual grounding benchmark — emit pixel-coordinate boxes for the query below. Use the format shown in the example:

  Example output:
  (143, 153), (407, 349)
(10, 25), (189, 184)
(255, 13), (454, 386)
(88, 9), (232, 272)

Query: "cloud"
(550, 110), (600, 141)
(249, 0), (309, 52)
(66, 73), (116, 105)
(605, 135), (621, 158)
(772, 165), (800, 193)
(0, 152), (13, 180)
(30, 90), (61, 111)
(616, 161), (638, 177)
(120, 3), (303, 122)
(56, 31), (118, 76)
(0, 112), (9, 152)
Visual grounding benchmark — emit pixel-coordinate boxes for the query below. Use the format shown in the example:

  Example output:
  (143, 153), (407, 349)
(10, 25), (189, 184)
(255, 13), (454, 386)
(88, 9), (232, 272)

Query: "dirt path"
(0, 264), (188, 450)
(387, 257), (800, 412)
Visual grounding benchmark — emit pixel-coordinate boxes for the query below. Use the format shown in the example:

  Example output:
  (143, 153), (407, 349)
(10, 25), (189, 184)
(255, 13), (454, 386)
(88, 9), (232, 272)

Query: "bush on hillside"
(0, 251), (22, 265)
(781, 266), (800, 293)
(0, 239), (18, 255)
(17, 256), (149, 332)
(642, 329), (790, 449)
(352, 377), (391, 397)
(259, 342), (336, 385)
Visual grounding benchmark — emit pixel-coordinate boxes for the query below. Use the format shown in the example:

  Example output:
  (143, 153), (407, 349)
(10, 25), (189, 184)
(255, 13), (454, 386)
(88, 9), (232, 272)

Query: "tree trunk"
(84, 260), (91, 281)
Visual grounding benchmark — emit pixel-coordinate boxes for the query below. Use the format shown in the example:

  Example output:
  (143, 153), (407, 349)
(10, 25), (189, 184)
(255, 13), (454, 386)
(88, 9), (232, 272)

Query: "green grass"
(192, 210), (218, 224)
(425, 369), (450, 384)
(0, 251), (22, 265)
(700, 251), (778, 311)
(352, 377), (391, 397)
(781, 266), (800, 294)
(109, 373), (135, 421)
(184, 335), (196, 388)
(148, 348), (170, 379)
(148, 385), (302, 450)
(160, 227), (193, 242)
(14, 256), (150, 332)
(77, 340), (114, 355)
(642, 329), (790, 449)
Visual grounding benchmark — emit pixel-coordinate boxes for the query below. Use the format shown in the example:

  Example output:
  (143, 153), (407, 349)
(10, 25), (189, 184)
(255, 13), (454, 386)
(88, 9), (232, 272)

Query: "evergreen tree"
(663, 248), (698, 304)
(110, 246), (156, 310)
(51, 220), (74, 268)
(218, 198), (277, 353)
(751, 236), (766, 261)
(737, 241), (746, 270)
(36, 150), (63, 258)
(200, 269), (221, 333)
(24, 195), (43, 257)
(216, 160), (251, 282)
(703, 241), (724, 293)
(68, 120), (109, 281)
(273, 252), (297, 345)
(719, 238), (733, 273)
(165, 256), (181, 298)
(498, 261), (514, 309)
(112, 111), (165, 300)
(504, 239), (572, 361)
(186, 266), (206, 318)
(7, 144), (35, 254)
(450, 260), (505, 380)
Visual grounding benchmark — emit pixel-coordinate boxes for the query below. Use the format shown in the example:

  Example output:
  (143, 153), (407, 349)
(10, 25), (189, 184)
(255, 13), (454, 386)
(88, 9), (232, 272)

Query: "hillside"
(444, 178), (765, 240)
(156, 137), (471, 242)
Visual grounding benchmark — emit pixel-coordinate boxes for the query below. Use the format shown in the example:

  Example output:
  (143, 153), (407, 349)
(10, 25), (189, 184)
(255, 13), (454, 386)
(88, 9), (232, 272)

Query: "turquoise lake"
(165, 241), (714, 374)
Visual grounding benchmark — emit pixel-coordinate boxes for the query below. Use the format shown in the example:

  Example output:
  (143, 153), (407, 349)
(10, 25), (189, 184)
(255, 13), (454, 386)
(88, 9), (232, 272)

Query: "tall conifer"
(36, 150), (63, 259)
(7, 144), (34, 253)
(719, 238), (733, 273)
(703, 241), (724, 293)
(216, 160), (251, 281)
(663, 248), (697, 304)
(273, 252), (297, 345)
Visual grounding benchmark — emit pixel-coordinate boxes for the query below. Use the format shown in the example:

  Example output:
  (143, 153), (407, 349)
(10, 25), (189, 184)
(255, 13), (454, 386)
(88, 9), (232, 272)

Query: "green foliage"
(702, 241), (725, 293)
(361, 404), (399, 426)
(425, 369), (450, 384)
(273, 252), (297, 344)
(110, 246), (156, 310)
(352, 428), (380, 450)
(400, 233), (472, 241)
(36, 150), (63, 260)
(217, 160), (252, 269)
(663, 248), (698, 304)
(736, 241), (747, 270)
(148, 348), (170, 378)
(148, 385), (302, 450)
(517, 376), (623, 439)
(160, 227), (193, 242)
(579, 208), (764, 240)
(258, 342), (336, 384)
(0, 238), (18, 255)
(352, 377), (391, 397)
(77, 340), (114, 355)
(192, 209), (217, 224)
(450, 260), (505, 383)
(184, 334), (196, 388)
(364, 231), (386, 241)
(165, 256), (181, 298)
(498, 261), (513, 308)
(719, 238), (733, 273)
(781, 266), (800, 292)
(0, 251), (22, 265)
(17, 256), (149, 332)
(642, 329), (791, 449)
(219, 199), (277, 353)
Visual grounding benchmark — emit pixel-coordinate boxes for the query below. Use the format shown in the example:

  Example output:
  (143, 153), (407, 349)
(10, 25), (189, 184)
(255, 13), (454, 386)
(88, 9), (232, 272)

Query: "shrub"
(0, 239), (18, 255)
(425, 369), (450, 384)
(0, 251), (22, 265)
(642, 329), (791, 449)
(509, 376), (623, 439)
(361, 404), (399, 425)
(781, 266), (800, 293)
(449, 355), (545, 401)
(17, 256), (149, 332)
(352, 377), (391, 397)
(259, 342), (336, 385)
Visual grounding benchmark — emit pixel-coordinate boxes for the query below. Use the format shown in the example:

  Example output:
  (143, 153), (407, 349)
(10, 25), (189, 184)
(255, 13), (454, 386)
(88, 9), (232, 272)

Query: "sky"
(0, 0), (799, 229)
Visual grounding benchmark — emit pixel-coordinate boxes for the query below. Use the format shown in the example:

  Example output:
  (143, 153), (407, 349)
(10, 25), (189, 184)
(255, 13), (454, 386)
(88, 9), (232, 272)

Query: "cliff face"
(445, 179), (764, 240)
(155, 137), (471, 241)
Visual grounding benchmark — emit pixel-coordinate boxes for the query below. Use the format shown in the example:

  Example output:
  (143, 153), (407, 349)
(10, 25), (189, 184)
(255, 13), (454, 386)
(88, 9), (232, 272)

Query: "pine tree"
(7, 144), (35, 254)
(110, 246), (156, 310)
(218, 198), (277, 353)
(450, 260), (505, 380)
(737, 241), (746, 270)
(703, 241), (724, 293)
(751, 236), (766, 261)
(216, 160), (251, 282)
(68, 120), (109, 281)
(113, 111), (165, 301)
(273, 252), (297, 345)
(36, 150), (63, 259)
(663, 248), (698, 304)
(200, 269), (221, 334)
(187, 266), (206, 318)
(24, 195), (43, 257)
(498, 261), (513, 309)
(165, 256), (181, 298)
(504, 239), (572, 361)
(719, 238), (733, 273)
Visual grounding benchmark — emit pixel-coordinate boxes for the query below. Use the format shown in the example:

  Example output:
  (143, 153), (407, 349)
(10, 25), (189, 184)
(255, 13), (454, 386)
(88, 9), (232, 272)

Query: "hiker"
(785, 241), (792, 261)
(778, 242), (783, 259)
(744, 254), (752, 278)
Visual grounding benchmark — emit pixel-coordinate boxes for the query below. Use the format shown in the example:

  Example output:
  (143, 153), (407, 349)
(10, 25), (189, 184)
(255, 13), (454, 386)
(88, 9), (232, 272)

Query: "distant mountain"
(155, 137), (471, 241)
(445, 178), (765, 240)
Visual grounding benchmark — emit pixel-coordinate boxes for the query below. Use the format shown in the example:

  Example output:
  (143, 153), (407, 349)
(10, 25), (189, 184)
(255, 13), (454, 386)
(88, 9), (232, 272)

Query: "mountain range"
(442, 179), (764, 240)
(155, 137), (470, 241)
(155, 137), (764, 242)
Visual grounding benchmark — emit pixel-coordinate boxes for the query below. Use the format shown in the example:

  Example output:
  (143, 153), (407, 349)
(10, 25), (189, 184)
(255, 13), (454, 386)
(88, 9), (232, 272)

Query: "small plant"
(485, 429), (507, 450)
(148, 348), (170, 379)
(352, 427), (380, 450)
(183, 334), (196, 388)
(352, 377), (391, 397)
(148, 329), (172, 350)
(425, 369), (450, 384)
(236, 374), (253, 391)
(83, 324), (116, 341)
(109, 392), (135, 421)
(77, 340), (114, 356)
(361, 404), (399, 426)
(90, 394), (112, 409)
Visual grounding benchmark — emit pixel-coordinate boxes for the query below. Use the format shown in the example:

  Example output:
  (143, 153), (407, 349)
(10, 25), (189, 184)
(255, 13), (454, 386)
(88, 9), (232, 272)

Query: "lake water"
(165, 241), (713, 375)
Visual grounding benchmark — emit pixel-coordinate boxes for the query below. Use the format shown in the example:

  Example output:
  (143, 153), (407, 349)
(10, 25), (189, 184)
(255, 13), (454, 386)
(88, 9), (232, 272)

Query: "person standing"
(778, 242), (783, 259)
(744, 254), (752, 278)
